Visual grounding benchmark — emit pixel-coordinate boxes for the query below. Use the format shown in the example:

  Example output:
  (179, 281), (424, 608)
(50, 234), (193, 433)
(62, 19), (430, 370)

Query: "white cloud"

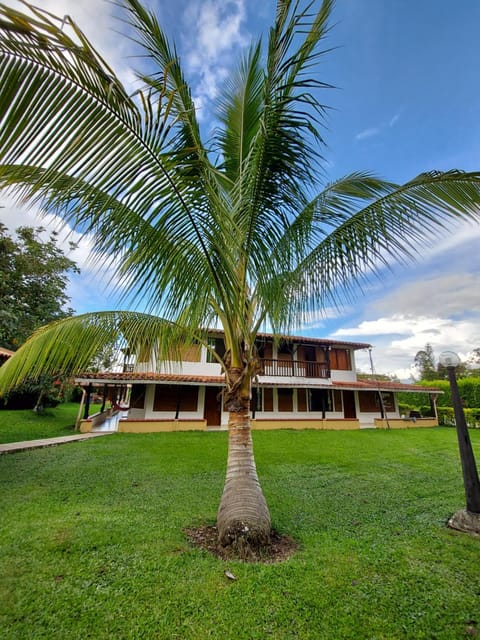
(374, 272), (480, 317)
(186, 0), (247, 60)
(298, 306), (351, 330)
(355, 127), (381, 141)
(329, 226), (480, 379)
(334, 314), (480, 380)
(355, 109), (402, 141)
(182, 0), (248, 117)
(417, 222), (480, 265)
(389, 112), (400, 127)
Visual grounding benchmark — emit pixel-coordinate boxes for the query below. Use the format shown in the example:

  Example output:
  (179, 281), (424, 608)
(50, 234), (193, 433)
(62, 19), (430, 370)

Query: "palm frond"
(0, 311), (205, 393)
(0, 2), (202, 250)
(286, 170), (480, 321)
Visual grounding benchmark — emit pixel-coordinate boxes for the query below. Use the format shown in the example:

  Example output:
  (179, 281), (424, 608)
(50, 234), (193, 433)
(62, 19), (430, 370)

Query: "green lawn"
(0, 403), (101, 444)
(1, 425), (479, 639)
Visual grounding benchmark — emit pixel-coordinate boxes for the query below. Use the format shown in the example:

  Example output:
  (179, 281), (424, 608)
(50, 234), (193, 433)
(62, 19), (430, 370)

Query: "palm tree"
(1, 0), (480, 548)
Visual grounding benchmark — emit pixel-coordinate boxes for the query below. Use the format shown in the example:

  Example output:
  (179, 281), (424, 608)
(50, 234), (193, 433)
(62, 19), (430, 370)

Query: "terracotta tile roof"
(0, 347), (14, 358)
(331, 380), (442, 393)
(75, 372), (224, 385)
(74, 372), (439, 394)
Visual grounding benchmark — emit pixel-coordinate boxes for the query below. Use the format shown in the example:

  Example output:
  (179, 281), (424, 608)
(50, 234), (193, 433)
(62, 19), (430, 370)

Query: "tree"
(0, 224), (79, 350)
(466, 348), (480, 378)
(414, 344), (437, 381)
(2, 0), (480, 549)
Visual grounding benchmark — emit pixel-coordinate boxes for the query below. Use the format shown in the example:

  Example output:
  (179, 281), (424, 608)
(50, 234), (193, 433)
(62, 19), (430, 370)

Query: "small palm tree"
(1, 0), (480, 548)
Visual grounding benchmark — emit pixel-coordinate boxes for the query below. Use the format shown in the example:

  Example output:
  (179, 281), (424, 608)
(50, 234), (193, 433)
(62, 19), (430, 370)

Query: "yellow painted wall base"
(375, 418), (438, 429)
(117, 419), (206, 433)
(79, 420), (91, 433)
(81, 417), (438, 433)
(79, 418), (207, 433)
(251, 418), (360, 430)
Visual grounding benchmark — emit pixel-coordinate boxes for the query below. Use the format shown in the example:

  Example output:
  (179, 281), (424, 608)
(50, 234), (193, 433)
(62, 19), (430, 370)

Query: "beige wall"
(118, 420), (206, 432)
(79, 418), (206, 433)
(81, 417), (437, 433)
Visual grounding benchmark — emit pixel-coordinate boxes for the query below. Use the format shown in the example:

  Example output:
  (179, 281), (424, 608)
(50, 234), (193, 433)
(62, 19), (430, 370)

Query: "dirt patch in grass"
(184, 525), (298, 563)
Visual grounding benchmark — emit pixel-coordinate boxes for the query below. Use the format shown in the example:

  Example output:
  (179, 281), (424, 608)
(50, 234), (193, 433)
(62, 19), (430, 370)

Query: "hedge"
(397, 377), (480, 409)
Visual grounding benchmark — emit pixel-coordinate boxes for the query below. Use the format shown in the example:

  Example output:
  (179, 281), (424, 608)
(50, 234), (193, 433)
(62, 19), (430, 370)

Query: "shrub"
(437, 406), (480, 428)
(0, 376), (62, 410)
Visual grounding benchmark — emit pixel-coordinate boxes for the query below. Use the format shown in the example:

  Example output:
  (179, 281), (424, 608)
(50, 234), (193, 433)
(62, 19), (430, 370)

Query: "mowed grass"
(0, 403), (100, 444)
(1, 425), (479, 639)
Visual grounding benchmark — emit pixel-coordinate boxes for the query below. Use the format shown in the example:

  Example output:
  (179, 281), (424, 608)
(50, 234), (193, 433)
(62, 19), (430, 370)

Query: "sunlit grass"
(1, 426), (479, 639)
(0, 403), (101, 443)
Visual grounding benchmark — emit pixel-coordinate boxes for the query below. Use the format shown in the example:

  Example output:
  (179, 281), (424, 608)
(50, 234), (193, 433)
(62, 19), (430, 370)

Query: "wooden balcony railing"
(259, 358), (329, 379)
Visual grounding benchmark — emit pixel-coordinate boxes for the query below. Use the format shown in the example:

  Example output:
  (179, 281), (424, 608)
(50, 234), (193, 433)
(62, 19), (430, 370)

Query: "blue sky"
(2, 0), (480, 379)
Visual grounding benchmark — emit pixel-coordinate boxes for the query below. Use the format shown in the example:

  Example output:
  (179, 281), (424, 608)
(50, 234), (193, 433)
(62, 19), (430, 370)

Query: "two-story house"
(75, 332), (440, 432)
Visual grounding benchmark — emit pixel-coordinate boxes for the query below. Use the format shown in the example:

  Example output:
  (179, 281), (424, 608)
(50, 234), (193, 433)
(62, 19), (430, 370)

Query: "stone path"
(0, 431), (114, 454)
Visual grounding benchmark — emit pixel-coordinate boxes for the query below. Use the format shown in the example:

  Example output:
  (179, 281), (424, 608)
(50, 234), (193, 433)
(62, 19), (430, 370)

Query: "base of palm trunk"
(447, 508), (480, 534)
(185, 524), (297, 563)
(217, 481), (271, 550)
(217, 519), (271, 549)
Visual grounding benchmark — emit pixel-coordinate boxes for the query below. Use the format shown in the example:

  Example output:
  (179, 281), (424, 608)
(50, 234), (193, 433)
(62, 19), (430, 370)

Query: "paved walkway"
(0, 431), (114, 454)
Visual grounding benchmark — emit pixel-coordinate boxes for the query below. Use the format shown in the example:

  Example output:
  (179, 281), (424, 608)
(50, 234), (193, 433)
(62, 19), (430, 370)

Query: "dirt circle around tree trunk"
(184, 525), (298, 563)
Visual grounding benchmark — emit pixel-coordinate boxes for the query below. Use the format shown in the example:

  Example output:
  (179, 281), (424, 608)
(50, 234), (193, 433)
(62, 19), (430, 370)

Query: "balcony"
(259, 358), (329, 379)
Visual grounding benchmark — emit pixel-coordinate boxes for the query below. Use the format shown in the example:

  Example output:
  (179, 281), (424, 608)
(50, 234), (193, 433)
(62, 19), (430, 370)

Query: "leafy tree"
(357, 373), (400, 382)
(0, 374), (62, 411)
(86, 341), (121, 373)
(466, 348), (480, 378)
(414, 344), (437, 381)
(0, 224), (79, 350)
(2, 0), (480, 549)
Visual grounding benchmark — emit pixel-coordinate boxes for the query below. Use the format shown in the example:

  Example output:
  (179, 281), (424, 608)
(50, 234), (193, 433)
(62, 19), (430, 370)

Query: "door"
(343, 390), (357, 419)
(304, 346), (316, 377)
(204, 386), (222, 426)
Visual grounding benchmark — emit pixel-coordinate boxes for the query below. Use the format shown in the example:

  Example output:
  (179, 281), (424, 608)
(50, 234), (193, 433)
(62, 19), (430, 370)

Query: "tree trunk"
(217, 405), (271, 548)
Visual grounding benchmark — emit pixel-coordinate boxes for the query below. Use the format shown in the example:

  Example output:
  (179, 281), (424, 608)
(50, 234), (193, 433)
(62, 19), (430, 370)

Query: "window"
(333, 390), (342, 412)
(277, 341), (293, 355)
(358, 391), (396, 414)
(297, 388), (308, 412)
(130, 384), (146, 409)
(250, 388), (263, 412)
(153, 385), (198, 412)
(277, 341), (294, 375)
(358, 391), (379, 413)
(179, 343), (201, 362)
(207, 338), (226, 363)
(255, 340), (273, 359)
(330, 348), (351, 370)
(309, 389), (334, 412)
(277, 388), (293, 411)
(263, 388), (274, 411)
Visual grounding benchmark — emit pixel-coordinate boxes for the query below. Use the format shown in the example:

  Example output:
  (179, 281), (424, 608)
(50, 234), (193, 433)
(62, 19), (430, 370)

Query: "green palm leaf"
(0, 311), (204, 393)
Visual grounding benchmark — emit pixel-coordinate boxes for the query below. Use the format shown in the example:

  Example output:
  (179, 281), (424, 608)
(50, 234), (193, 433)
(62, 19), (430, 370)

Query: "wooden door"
(204, 386), (222, 426)
(343, 390), (357, 419)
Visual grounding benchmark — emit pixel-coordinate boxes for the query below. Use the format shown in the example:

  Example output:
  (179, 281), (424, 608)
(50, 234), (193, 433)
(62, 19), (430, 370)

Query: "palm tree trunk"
(217, 386), (271, 548)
